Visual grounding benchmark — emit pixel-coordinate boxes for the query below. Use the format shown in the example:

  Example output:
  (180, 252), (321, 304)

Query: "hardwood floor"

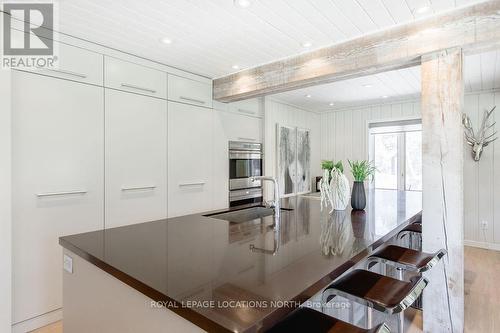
(464, 246), (500, 333)
(29, 321), (62, 333)
(28, 246), (500, 333)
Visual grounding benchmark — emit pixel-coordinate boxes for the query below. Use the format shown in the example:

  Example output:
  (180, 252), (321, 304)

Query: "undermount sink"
(204, 206), (293, 223)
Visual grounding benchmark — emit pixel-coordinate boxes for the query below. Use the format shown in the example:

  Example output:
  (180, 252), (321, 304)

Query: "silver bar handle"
(121, 185), (156, 191)
(121, 83), (157, 94)
(237, 137), (257, 142)
(237, 108), (255, 115)
(179, 96), (206, 105)
(179, 182), (206, 187)
(40, 68), (87, 78)
(37, 190), (87, 197)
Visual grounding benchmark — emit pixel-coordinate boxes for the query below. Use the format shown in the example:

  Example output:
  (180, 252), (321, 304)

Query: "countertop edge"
(59, 209), (422, 333)
(58, 238), (233, 333)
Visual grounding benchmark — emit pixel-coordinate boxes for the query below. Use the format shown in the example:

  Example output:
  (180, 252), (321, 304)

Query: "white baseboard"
(12, 308), (62, 333)
(464, 240), (500, 251)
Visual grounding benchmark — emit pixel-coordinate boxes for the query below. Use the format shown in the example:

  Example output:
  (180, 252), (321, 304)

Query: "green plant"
(321, 160), (344, 173)
(348, 160), (376, 182)
(332, 161), (344, 173)
(321, 160), (334, 171)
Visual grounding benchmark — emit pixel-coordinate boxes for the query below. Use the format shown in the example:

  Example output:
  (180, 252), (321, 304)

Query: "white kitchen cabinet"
(104, 56), (167, 99)
(216, 110), (263, 143)
(167, 74), (213, 108)
(105, 89), (168, 228)
(19, 41), (103, 86)
(168, 102), (213, 217)
(12, 71), (104, 324)
(228, 98), (262, 118)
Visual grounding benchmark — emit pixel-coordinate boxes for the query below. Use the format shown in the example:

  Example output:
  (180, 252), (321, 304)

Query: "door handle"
(179, 182), (206, 187)
(179, 96), (206, 105)
(120, 83), (157, 94)
(237, 137), (257, 142)
(121, 185), (156, 191)
(237, 108), (255, 115)
(40, 68), (87, 78)
(37, 190), (87, 197)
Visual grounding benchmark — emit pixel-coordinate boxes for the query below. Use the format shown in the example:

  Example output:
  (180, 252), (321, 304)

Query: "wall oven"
(229, 141), (263, 207)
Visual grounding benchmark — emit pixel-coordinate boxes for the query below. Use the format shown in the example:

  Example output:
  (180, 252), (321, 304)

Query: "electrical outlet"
(63, 254), (73, 274)
(480, 220), (489, 230)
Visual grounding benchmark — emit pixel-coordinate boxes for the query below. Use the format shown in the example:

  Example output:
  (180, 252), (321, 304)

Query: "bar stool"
(267, 307), (390, 333)
(366, 244), (446, 311)
(322, 270), (428, 333)
(397, 223), (422, 250)
(366, 245), (446, 278)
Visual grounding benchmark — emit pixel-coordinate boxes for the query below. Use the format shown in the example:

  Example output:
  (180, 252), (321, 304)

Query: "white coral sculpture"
(320, 167), (350, 213)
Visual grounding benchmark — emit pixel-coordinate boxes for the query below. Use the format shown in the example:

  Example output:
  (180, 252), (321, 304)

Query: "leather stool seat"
(267, 307), (390, 333)
(367, 245), (447, 273)
(400, 223), (421, 234)
(323, 269), (428, 314)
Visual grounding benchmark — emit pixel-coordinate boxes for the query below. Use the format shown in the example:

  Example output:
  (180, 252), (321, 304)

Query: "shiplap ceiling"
(271, 49), (500, 112)
(47, 0), (485, 78)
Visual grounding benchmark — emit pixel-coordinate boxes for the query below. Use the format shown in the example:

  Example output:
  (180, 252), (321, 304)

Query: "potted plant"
(319, 160), (350, 212)
(348, 160), (376, 210)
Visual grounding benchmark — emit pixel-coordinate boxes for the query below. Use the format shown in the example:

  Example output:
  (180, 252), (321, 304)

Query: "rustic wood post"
(421, 48), (464, 333)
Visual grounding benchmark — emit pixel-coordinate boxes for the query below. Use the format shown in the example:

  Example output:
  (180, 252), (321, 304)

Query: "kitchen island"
(59, 189), (421, 333)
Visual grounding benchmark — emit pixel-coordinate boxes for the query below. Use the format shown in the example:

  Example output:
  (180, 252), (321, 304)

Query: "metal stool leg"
(366, 307), (372, 328)
(349, 301), (354, 324)
(397, 267), (404, 280)
(397, 312), (404, 333)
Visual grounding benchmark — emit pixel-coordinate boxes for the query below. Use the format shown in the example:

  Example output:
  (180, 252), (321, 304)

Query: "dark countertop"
(59, 189), (422, 333)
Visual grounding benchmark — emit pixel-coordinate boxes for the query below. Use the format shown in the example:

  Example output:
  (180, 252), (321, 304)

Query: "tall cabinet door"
(105, 89), (168, 228)
(12, 71), (104, 324)
(168, 102), (213, 217)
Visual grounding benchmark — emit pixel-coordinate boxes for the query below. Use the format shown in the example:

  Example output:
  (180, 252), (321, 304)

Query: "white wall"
(319, 91), (500, 249)
(0, 68), (12, 331)
(320, 99), (421, 182)
(264, 98), (321, 200)
(463, 90), (500, 250)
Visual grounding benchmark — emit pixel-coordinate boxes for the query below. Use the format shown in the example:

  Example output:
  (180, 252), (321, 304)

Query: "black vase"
(351, 181), (366, 210)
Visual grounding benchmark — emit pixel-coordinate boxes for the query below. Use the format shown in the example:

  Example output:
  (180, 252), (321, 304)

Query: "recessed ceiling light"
(234, 0), (252, 8)
(416, 6), (430, 14)
(363, 84), (373, 88)
(232, 65), (240, 70)
(160, 37), (172, 45)
(305, 94), (312, 98)
(381, 95), (389, 99)
(329, 102), (335, 106)
(301, 42), (312, 48)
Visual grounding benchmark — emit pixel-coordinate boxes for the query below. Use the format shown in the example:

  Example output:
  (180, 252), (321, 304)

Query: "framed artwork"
(276, 124), (311, 197)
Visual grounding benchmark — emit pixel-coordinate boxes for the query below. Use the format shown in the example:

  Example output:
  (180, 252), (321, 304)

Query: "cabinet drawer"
(25, 42), (103, 85)
(168, 74), (212, 107)
(218, 111), (262, 143)
(228, 98), (262, 117)
(105, 57), (167, 98)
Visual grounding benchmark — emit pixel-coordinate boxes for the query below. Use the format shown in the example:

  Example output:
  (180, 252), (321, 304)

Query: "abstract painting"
(276, 125), (311, 197)
(296, 128), (311, 194)
(277, 125), (296, 196)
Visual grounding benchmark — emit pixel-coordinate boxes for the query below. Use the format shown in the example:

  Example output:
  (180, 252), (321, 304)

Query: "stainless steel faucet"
(250, 176), (281, 222)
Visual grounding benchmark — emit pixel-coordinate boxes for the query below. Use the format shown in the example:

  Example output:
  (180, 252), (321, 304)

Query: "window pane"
(405, 131), (422, 191)
(373, 133), (398, 190)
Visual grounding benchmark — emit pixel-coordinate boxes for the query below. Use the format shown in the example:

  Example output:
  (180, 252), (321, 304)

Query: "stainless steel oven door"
(229, 153), (262, 189)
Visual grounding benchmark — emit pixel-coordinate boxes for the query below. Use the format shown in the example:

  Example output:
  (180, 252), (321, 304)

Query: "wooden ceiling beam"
(213, 1), (500, 102)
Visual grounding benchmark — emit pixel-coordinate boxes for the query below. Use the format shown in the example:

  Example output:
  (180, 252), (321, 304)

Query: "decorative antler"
(462, 113), (476, 147)
(462, 106), (498, 161)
